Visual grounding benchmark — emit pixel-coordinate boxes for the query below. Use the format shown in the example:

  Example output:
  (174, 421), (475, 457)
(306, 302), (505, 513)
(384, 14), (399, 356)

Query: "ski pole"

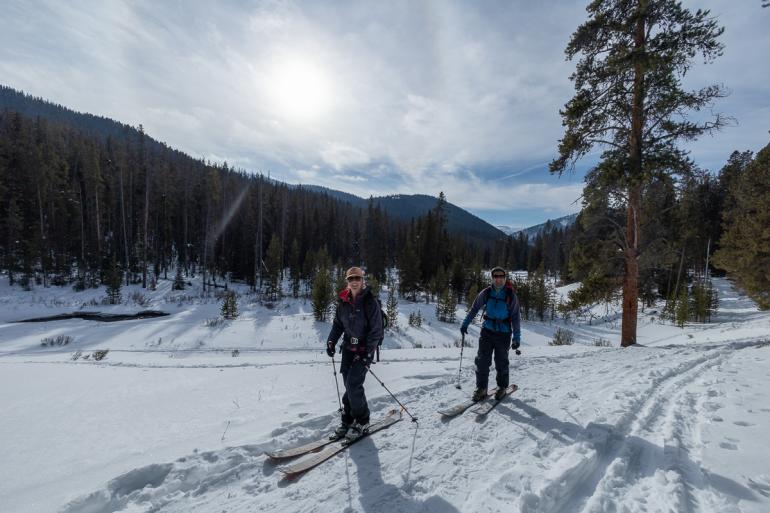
(367, 367), (418, 423)
(455, 333), (465, 389)
(331, 354), (343, 413)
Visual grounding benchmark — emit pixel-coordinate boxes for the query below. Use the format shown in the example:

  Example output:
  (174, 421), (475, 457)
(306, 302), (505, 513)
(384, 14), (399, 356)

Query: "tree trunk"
(142, 162), (149, 288)
(621, 185), (641, 346)
(621, 1), (646, 347)
(119, 164), (130, 286)
(36, 180), (48, 287)
(183, 173), (189, 275)
(94, 182), (102, 259)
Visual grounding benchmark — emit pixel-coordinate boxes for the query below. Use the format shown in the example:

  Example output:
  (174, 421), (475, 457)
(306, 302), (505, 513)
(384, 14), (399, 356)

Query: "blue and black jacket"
(461, 281), (521, 342)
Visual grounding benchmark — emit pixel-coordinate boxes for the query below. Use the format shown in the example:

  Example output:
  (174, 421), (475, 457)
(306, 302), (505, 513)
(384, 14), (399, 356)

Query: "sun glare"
(267, 58), (333, 122)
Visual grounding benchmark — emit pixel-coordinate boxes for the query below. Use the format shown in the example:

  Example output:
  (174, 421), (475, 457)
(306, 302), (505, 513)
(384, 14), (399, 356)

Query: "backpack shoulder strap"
(481, 286), (492, 303)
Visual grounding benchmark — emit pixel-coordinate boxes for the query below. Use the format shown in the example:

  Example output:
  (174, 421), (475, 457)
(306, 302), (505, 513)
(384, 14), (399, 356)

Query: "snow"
(1, 276), (769, 513)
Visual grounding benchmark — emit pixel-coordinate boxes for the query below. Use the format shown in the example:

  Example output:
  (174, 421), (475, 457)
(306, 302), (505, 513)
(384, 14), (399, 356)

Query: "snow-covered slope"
(1, 277), (768, 513)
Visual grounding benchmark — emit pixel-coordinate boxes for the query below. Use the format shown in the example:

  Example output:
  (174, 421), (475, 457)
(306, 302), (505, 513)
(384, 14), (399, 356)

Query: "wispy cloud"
(1, 0), (767, 226)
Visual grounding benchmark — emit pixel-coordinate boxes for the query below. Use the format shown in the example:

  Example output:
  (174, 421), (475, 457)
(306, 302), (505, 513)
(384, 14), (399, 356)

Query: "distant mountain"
(0, 85), (167, 152)
(302, 186), (507, 242)
(299, 184), (367, 206)
(1, 85), (505, 245)
(496, 224), (522, 235)
(499, 213), (578, 238)
(375, 194), (507, 241)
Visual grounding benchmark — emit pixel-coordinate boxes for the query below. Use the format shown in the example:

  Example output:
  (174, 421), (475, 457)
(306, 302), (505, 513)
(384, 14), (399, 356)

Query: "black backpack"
(364, 294), (388, 361)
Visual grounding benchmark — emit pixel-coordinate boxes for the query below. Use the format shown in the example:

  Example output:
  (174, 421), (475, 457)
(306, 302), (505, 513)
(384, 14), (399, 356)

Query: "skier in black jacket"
(326, 266), (384, 442)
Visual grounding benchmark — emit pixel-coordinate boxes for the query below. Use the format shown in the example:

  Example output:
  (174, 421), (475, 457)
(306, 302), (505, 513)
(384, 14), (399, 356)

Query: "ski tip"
(279, 469), (302, 481)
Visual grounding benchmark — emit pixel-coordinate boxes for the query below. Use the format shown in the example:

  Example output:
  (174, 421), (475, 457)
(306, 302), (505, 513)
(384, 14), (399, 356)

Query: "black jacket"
(327, 286), (383, 353)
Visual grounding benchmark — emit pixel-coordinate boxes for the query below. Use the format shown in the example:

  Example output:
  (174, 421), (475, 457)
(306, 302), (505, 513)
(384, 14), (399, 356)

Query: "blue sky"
(1, 1), (768, 229)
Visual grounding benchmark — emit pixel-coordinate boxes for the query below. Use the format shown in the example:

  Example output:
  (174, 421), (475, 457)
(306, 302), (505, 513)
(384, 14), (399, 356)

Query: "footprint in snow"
(719, 442), (738, 450)
(748, 475), (770, 497)
(733, 420), (755, 427)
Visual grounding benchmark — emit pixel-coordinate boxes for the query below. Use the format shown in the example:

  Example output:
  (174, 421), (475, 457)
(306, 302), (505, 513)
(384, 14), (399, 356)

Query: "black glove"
(326, 341), (336, 357)
(511, 339), (520, 350)
(460, 324), (468, 335)
(360, 350), (375, 367)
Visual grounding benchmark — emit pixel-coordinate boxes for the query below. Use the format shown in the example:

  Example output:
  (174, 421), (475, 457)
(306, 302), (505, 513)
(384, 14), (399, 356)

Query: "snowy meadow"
(1, 276), (769, 513)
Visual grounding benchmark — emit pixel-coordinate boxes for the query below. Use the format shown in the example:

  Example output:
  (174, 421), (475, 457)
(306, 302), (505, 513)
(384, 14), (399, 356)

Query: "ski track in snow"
(53, 341), (769, 513)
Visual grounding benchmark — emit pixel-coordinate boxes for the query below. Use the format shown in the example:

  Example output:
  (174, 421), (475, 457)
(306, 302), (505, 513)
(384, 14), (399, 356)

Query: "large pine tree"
(551, 0), (727, 346)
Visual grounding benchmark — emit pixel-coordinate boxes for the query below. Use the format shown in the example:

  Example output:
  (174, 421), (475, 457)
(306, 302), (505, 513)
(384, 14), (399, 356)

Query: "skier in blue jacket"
(460, 266), (521, 401)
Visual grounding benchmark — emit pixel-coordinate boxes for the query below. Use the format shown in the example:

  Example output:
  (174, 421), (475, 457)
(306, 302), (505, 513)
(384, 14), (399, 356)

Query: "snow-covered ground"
(1, 276), (769, 513)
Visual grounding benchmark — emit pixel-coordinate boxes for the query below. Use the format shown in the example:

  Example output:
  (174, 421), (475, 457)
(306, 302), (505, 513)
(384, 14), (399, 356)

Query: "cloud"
(1, 0), (766, 226)
(331, 174), (367, 183)
(320, 143), (371, 170)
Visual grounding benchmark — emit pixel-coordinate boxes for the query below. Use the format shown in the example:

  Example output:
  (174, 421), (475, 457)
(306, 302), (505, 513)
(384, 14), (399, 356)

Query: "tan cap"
(345, 266), (365, 279)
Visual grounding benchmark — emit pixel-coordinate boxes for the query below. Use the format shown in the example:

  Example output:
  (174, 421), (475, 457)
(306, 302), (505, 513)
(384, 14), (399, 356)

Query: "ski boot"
(495, 387), (507, 401)
(472, 388), (487, 402)
(343, 421), (370, 444)
(330, 422), (350, 441)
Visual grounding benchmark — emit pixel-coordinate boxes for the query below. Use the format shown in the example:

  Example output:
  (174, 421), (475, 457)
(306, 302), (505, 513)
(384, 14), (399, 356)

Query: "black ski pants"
(475, 328), (511, 390)
(339, 349), (370, 425)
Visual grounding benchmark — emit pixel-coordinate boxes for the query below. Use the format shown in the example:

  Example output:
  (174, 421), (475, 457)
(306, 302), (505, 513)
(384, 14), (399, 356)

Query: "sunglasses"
(492, 274), (506, 278)
(346, 276), (363, 282)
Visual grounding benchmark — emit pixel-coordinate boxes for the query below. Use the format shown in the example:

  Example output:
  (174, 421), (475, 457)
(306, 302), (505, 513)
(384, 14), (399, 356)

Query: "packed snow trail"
(54, 340), (770, 513)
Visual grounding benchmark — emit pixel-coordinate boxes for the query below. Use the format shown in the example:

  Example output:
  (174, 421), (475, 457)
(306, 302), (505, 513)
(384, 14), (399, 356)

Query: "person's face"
(492, 272), (506, 284)
(347, 275), (364, 293)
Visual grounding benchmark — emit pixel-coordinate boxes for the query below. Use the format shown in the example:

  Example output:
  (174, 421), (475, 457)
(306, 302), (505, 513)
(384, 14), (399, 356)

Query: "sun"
(266, 57), (333, 122)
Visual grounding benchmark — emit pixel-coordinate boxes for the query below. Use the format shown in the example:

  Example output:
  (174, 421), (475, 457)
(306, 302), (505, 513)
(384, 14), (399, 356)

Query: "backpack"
(480, 283), (515, 329)
(364, 294), (388, 361)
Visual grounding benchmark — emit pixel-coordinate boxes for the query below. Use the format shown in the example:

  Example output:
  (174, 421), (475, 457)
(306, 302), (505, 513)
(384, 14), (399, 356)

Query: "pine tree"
(435, 287), (457, 323)
(675, 283), (688, 328)
(105, 258), (122, 304)
(445, 287), (457, 323)
(368, 274), (381, 297)
(264, 234), (283, 301)
(691, 279), (717, 323)
(398, 238), (421, 301)
(386, 284), (398, 331)
(551, 0), (726, 346)
(713, 143), (770, 309)
(173, 266), (185, 290)
(221, 290), (239, 320)
(312, 265), (333, 321)
(435, 291), (446, 321)
(466, 283), (479, 313)
(4, 197), (22, 286)
(289, 238), (301, 298)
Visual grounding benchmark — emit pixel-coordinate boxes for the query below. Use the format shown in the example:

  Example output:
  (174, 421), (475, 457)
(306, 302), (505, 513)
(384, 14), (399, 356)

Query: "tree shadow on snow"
(347, 437), (461, 513)
(494, 398), (757, 507)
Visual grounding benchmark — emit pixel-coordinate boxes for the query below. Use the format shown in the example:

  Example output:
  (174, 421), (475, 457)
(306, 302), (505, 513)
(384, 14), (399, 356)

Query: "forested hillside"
(0, 86), (569, 299)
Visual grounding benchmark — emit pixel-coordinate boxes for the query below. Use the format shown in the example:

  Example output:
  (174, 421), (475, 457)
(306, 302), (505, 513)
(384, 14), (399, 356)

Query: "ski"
(266, 434), (339, 461)
(278, 409), (402, 478)
(266, 417), (362, 461)
(471, 384), (517, 416)
(437, 387), (498, 417)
